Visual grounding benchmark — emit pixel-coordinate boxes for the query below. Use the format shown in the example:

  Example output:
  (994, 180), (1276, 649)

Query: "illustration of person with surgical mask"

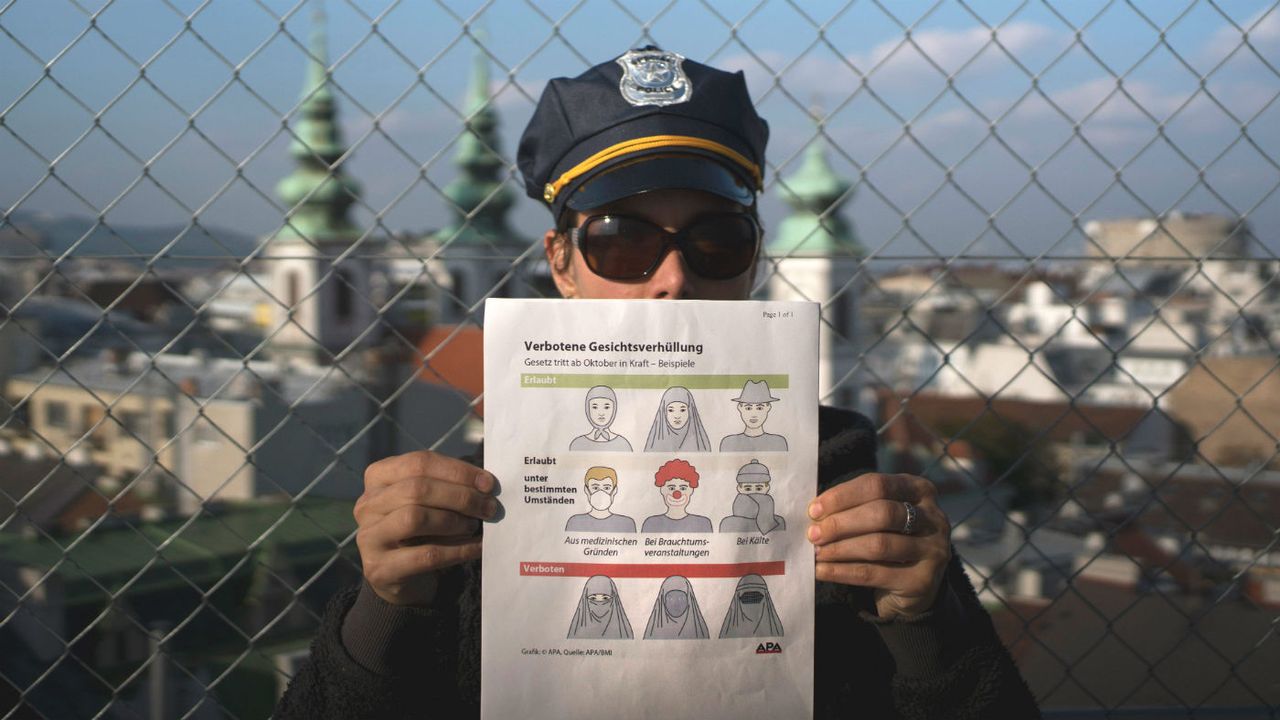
(565, 466), (636, 533)
(719, 574), (784, 639)
(567, 575), (633, 639)
(718, 459), (786, 536)
(643, 576), (709, 640)
(568, 385), (633, 452)
(644, 386), (711, 452)
(719, 380), (788, 452)
(640, 459), (712, 533)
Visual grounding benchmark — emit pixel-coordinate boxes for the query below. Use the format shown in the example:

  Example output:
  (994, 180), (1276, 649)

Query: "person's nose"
(645, 245), (695, 299)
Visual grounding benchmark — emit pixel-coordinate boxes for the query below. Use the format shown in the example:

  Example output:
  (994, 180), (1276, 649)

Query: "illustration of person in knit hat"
(569, 385), (633, 451)
(718, 459), (786, 535)
(719, 379), (788, 452)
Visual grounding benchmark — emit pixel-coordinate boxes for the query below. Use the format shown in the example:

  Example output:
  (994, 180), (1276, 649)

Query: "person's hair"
(654, 459), (699, 488)
(584, 466), (617, 485)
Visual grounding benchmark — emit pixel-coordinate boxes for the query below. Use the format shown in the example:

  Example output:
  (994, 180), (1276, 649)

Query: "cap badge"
(616, 48), (692, 107)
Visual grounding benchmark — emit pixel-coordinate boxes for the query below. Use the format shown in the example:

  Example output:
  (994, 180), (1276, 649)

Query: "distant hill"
(0, 210), (260, 263)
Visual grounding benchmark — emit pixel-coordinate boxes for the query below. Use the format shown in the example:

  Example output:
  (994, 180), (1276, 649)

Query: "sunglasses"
(568, 212), (761, 281)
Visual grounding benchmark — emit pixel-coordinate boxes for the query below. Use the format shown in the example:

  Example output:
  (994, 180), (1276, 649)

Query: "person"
(568, 385), (633, 451)
(643, 575), (709, 640)
(644, 385), (711, 452)
(719, 379), (789, 452)
(640, 458), (712, 533)
(718, 459), (785, 535)
(719, 574), (784, 639)
(276, 46), (1040, 719)
(564, 466), (636, 532)
(567, 575), (633, 639)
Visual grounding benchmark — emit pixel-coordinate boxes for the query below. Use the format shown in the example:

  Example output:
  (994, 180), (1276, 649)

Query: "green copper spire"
(275, 0), (361, 243)
(437, 41), (517, 246)
(771, 139), (861, 256)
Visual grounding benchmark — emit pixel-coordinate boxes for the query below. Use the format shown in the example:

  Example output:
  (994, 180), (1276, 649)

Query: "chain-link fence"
(1, 0), (1278, 717)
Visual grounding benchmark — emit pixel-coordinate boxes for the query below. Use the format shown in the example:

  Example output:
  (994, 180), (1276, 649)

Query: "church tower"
(265, 2), (376, 363)
(433, 44), (530, 324)
(767, 140), (864, 407)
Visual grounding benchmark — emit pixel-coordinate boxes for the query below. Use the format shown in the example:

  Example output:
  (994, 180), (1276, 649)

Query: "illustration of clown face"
(589, 397), (616, 428)
(660, 477), (693, 509)
(665, 401), (689, 430)
(737, 402), (771, 430)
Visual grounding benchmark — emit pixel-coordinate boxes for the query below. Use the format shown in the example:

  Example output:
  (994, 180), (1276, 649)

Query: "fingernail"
(808, 502), (822, 520)
(485, 498), (498, 518)
(476, 471), (495, 493)
(807, 525), (821, 543)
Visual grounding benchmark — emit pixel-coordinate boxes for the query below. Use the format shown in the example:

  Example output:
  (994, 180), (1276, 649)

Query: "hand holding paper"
(807, 472), (952, 618)
(354, 450), (497, 606)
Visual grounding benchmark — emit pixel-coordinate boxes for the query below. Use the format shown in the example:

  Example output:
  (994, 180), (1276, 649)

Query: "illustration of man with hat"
(720, 379), (789, 452)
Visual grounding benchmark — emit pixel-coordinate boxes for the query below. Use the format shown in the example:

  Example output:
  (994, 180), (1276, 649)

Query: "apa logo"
(755, 642), (783, 654)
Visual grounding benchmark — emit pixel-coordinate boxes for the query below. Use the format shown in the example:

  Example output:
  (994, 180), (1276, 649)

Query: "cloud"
(1204, 7), (1280, 65)
(859, 21), (1055, 79)
(719, 21), (1060, 105)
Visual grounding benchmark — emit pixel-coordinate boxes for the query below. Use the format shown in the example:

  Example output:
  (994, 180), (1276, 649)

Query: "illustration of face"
(737, 481), (770, 495)
(663, 589), (689, 617)
(737, 402), (771, 429)
(736, 589), (764, 621)
(661, 478), (692, 508)
(666, 401), (689, 430)
(587, 591), (612, 621)
(588, 398), (615, 428)
(587, 476), (616, 511)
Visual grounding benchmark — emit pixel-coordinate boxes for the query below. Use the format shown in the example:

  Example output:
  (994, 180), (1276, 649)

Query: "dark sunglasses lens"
(580, 216), (667, 280)
(682, 215), (759, 279)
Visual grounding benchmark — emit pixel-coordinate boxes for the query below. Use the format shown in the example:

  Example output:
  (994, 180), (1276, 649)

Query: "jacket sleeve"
(863, 553), (1042, 720)
(274, 574), (474, 719)
(817, 406), (1040, 719)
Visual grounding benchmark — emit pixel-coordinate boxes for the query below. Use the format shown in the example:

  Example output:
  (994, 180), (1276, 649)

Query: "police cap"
(517, 46), (769, 220)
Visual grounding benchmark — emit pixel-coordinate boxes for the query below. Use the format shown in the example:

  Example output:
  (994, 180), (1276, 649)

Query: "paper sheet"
(482, 298), (818, 719)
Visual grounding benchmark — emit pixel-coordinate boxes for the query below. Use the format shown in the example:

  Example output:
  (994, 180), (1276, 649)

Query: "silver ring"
(901, 501), (918, 535)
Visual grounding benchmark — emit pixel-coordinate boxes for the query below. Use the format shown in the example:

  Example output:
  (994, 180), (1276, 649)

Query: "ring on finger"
(901, 501), (918, 535)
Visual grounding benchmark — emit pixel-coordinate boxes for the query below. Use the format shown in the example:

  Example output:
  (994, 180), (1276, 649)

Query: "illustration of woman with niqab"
(719, 574), (784, 638)
(567, 575), (633, 639)
(644, 386), (711, 452)
(643, 576), (709, 639)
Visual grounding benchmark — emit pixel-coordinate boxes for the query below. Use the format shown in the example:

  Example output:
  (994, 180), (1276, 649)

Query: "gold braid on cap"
(543, 134), (762, 204)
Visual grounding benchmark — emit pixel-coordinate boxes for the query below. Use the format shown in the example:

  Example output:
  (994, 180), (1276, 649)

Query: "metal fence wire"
(1, 0), (1278, 717)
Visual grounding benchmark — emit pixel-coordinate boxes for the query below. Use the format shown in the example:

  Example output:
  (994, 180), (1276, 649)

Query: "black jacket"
(276, 406), (1040, 719)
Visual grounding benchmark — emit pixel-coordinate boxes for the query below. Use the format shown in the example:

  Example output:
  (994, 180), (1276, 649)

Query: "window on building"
(287, 271), (300, 309)
(335, 269), (354, 321)
(193, 417), (221, 445)
(45, 400), (68, 429)
(832, 292), (854, 336)
(120, 411), (145, 438)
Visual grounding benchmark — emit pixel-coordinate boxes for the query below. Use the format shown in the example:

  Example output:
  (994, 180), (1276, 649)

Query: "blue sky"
(1, 0), (1277, 259)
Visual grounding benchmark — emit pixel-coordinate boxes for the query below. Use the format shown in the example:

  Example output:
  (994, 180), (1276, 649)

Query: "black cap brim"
(564, 154), (755, 213)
